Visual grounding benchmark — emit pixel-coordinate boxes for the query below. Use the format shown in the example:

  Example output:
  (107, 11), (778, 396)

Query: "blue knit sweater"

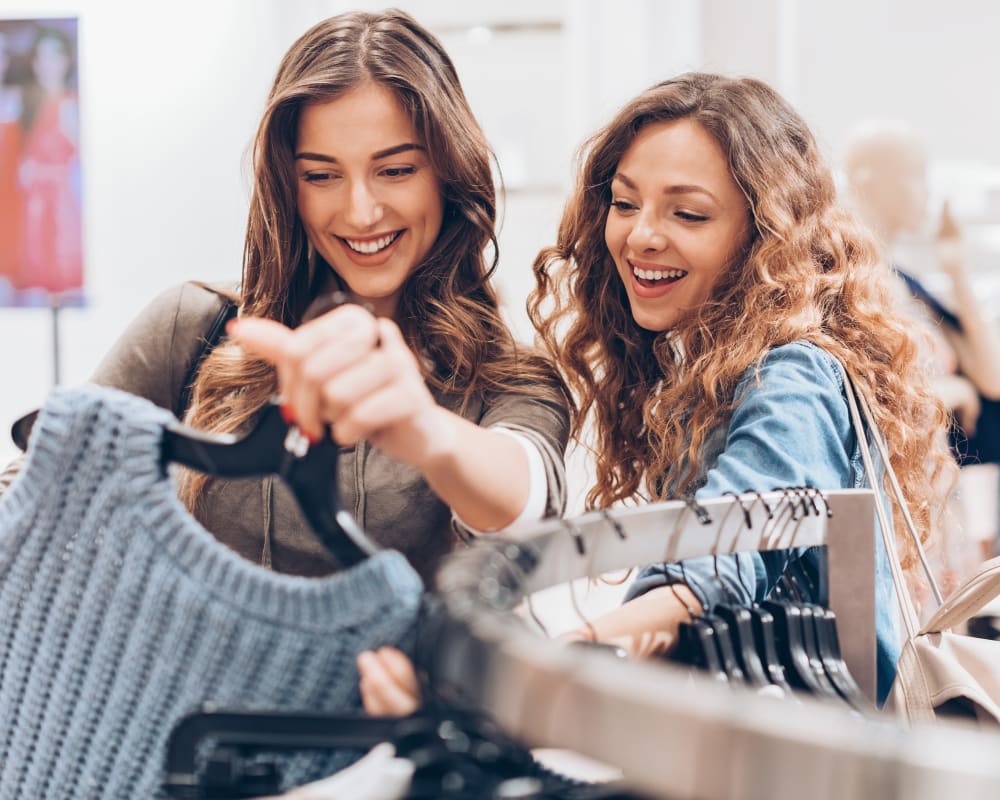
(0, 385), (424, 798)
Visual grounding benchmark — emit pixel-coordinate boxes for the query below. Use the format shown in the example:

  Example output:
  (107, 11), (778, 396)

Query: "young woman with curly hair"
(528, 72), (955, 705)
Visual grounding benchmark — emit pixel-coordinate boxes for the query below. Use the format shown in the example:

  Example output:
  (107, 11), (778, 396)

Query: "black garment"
(896, 268), (1000, 465)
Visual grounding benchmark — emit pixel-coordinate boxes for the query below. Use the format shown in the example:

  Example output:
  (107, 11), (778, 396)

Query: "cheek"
(604, 217), (625, 255)
(296, 189), (322, 229)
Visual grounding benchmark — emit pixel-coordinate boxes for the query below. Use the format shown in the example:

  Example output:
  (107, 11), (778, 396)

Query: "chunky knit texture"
(0, 385), (424, 799)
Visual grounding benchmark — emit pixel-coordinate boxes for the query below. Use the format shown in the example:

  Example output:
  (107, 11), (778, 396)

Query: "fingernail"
(279, 403), (296, 426)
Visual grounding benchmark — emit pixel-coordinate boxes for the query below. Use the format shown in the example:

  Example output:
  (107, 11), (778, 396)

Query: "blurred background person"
(843, 119), (1000, 572)
(16, 25), (81, 297)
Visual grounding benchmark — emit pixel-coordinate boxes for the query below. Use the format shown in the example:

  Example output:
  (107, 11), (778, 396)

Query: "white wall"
(0, 0), (290, 462)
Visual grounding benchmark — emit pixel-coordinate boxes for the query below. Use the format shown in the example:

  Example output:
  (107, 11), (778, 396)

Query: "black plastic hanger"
(673, 617), (727, 682)
(759, 600), (833, 697)
(696, 574), (745, 685)
(701, 613), (746, 684)
(747, 604), (793, 692)
(164, 706), (648, 799)
(714, 604), (771, 688)
(808, 604), (872, 713)
(796, 603), (843, 699)
(161, 400), (378, 567)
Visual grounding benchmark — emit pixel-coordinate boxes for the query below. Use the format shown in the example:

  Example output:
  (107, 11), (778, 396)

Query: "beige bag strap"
(837, 360), (927, 639)
(921, 555), (1000, 633)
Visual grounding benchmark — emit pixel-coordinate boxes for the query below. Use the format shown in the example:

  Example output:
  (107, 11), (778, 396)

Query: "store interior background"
(1, 0), (998, 627)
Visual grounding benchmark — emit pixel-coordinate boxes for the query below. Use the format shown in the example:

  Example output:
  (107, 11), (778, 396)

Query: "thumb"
(227, 317), (293, 366)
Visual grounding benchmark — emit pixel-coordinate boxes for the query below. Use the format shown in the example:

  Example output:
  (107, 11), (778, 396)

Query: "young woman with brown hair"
(1, 9), (569, 712)
(528, 72), (954, 704)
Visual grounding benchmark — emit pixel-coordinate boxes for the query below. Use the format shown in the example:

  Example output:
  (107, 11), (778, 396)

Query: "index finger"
(227, 317), (295, 366)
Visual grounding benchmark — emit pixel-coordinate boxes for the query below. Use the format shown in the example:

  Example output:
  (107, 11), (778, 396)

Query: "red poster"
(0, 17), (82, 308)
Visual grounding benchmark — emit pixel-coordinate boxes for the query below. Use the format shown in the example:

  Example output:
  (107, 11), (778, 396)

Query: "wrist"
(409, 405), (460, 471)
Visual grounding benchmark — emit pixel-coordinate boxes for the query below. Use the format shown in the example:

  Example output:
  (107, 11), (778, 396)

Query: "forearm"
(417, 407), (533, 532)
(572, 584), (702, 658)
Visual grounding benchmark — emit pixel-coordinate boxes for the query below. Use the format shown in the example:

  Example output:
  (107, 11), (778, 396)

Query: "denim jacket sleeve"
(625, 342), (852, 611)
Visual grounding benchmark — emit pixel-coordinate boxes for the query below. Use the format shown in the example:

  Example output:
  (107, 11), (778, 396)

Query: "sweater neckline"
(15, 384), (424, 631)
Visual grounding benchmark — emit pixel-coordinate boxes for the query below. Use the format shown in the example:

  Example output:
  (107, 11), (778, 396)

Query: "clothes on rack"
(623, 342), (902, 703)
(271, 743), (414, 800)
(171, 707), (651, 800)
(0, 384), (425, 799)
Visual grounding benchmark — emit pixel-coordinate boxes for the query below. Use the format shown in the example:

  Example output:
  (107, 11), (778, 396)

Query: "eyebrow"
(611, 171), (719, 203)
(294, 143), (425, 162)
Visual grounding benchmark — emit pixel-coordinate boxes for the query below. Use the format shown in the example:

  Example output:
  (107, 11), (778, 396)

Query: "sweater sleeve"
(626, 343), (851, 611)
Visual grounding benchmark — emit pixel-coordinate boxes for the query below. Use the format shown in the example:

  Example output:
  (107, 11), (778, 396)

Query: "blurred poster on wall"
(0, 17), (83, 308)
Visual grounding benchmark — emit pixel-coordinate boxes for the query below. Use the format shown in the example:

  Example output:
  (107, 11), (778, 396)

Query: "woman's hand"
(229, 304), (450, 469)
(562, 583), (702, 659)
(229, 301), (535, 532)
(357, 647), (421, 717)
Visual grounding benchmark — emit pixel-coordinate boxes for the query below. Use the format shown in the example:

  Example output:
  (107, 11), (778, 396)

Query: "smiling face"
(295, 82), (445, 318)
(604, 117), (750, 332)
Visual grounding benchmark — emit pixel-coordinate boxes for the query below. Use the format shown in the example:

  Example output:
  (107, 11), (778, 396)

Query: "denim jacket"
(625, 341), (902, 704)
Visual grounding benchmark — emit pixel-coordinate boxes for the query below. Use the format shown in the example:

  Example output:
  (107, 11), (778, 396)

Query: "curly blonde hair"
(529, 73), (954, 570)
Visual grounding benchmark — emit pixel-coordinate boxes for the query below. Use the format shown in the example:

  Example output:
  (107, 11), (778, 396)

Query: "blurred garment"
(17, 88), (81, 293)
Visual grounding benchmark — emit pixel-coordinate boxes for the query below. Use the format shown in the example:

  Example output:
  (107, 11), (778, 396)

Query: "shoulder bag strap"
(836, 359), (930, 638)
(175, 294), (238, 420)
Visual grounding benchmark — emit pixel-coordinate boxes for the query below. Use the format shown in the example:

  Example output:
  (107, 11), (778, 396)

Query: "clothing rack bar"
(450, 488), (876, 701)
(429, 488), (1000, 799)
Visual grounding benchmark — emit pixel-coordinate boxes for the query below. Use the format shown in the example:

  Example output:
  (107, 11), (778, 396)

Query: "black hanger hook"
(559, 518), (587, 557)
(744, 488), (774, 520)
(682, 492), (712, 525)
(722, 490), (753, 530)
(599, 508), (627, 540)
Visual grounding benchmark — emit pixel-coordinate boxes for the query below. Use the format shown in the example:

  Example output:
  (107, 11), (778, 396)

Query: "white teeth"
(632, 265), (686, 281)
(344, 232), (400, 254)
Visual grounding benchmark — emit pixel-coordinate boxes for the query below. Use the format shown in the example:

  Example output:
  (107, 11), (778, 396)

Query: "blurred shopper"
(844, 120), (1000, 565)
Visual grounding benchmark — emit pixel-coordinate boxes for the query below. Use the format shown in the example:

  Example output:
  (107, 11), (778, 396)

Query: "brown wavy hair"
(178, 9), (563, 509)
(529, 72), (954, 569)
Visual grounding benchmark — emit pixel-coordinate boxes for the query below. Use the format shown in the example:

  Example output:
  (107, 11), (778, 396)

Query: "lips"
(340, 230), (403, 255)
(630, 261), (687, 286)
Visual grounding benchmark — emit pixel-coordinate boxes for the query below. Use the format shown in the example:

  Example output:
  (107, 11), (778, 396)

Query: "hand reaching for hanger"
(228, 302), (536, 532)
(228, 304), (449, 467)
(357, 647), (421, 716)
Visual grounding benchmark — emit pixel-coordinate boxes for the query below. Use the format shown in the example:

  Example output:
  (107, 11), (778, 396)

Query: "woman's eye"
(610, 199), (637, 213)
(381, 166), (416, 179)
(676, 210), (709, 222)
(303, 172), (338, 184)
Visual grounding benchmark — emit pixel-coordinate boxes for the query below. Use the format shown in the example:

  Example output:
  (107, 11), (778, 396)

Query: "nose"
(344, 178), (384, 230)
(626, 210), (668, 253)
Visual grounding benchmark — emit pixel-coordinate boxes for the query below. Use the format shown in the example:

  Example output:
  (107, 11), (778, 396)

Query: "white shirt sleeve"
(452, 427), (549, 536)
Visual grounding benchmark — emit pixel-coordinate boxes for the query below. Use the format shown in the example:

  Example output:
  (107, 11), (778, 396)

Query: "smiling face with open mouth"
(295, 81), (444, 319)
(604, 117), (750, 333)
